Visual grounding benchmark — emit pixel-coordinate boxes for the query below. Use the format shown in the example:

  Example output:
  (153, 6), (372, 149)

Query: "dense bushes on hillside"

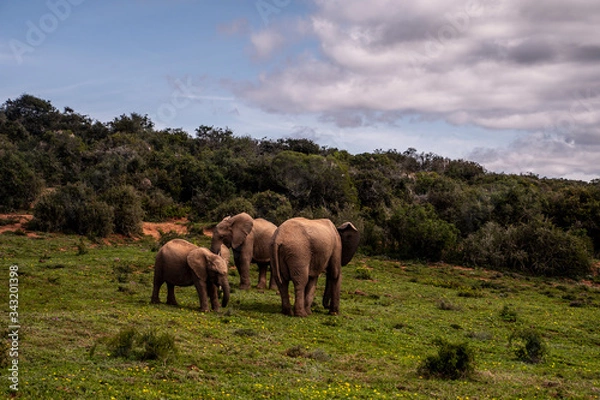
(2, 94), (599, 277)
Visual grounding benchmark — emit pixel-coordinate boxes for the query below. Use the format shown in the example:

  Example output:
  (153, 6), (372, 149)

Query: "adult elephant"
(210, 212), (277, 290)
(151, 239), (230, 312)
(271, 218), (360, 317)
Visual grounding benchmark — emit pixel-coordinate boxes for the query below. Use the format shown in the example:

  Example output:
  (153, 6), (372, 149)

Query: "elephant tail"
(272, 240), (283, 287)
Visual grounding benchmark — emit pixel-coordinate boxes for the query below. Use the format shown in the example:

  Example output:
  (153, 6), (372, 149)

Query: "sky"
(1, 0), (600, 181)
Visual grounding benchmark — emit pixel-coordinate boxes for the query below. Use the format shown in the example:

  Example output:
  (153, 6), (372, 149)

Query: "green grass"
(1, 232), (600, 399)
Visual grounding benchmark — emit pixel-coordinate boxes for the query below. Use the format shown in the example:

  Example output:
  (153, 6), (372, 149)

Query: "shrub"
(418, 339), (475, 380)
(509, 328), (547, 364)
(207, 196), (255, 222)
(106, 327), (137, 358)
(0, 149), (42, 211)
(387, 203), (459, 261)
(31, 183), (114, 237)
(361, 220), (387, 255)
(251, 191), (293, 225)
(137, 330), (177, 362)
(104, 327), (177, 363)
(142, 189), (187, 222)
(103, 185), (144, 236)
(462, 219), (592, 278)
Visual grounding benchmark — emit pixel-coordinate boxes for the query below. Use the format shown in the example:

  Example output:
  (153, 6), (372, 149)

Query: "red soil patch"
(0, 214), (37, 237)
(142, 219), (188, 239)
(0, 214), (192, 240)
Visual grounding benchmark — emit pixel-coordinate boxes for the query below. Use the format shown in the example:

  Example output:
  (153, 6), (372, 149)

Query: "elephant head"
(337, 222), (360, 266)
(210, 212), (254, 253)
(187, 248), (230, 308)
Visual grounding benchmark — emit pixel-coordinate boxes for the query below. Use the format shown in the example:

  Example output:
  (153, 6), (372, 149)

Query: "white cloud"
(249, 29), (285, 59)
(233, 0), (600, 178)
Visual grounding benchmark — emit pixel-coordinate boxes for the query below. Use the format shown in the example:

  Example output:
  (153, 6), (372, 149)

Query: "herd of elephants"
(151, 212), (360, 317)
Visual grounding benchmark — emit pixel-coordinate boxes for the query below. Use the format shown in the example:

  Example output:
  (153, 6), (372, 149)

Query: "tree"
(0, 144), (42, 211)
(387, 202), (458, 261)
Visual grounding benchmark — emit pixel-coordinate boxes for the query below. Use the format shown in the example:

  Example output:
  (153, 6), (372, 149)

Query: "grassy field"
(1, 230), (600, 399)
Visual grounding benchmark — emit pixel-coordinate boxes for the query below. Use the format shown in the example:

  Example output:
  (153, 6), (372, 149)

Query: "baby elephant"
(151, 239), (230, 312)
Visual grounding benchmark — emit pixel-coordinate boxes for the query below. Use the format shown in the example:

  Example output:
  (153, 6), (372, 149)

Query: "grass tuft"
(101, 327), (177, 363)
(499, 305), (518, 322)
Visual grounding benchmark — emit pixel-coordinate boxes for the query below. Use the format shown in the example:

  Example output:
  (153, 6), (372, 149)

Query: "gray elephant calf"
(151, 239), (230, 312)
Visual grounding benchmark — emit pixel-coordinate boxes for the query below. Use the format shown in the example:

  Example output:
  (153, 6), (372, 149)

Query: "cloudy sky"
(2, 0), (599, 180)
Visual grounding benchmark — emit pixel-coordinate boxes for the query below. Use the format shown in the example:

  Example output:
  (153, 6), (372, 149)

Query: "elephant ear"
(337, 222), (360, 266)
(187, 248), (208, 280)
(231, 213), (254, 249)
(206, 253), (229, 276)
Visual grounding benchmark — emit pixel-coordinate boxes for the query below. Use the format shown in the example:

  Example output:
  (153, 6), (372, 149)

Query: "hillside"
(1, 94), (600, 278)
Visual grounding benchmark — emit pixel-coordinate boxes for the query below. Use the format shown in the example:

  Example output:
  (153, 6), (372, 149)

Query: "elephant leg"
(304, 276), (319, 315)
(327, 274), (342, 315)
(256, 262), (269, 289)
(193, 280), (210, 312)
(278, 278), (293, 316)
(322, 276), (332, 309)
(293, 282), (309, 317)
(208, 282), (220, 311)
(151, 279), (162, 304)
(234, 250), (252, 290)
(268, 266), (277, 290)
(166, 283), (178, 306)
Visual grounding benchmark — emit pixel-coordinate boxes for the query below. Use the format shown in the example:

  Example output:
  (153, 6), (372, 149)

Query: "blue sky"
(2, 0), (600, 180)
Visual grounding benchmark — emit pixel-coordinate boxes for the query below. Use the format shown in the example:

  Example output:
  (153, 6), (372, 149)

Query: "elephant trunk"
(210, 238), (221, 255)
(220, 278), (230, 308)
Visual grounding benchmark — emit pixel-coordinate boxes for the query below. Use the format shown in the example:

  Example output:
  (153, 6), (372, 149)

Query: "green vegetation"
(2, 93), (600, 396)
(2, 94), (600, 278)
(417, 339), (475, 380)
(1, 233), (599, 398)
(509, 328), (548, 365)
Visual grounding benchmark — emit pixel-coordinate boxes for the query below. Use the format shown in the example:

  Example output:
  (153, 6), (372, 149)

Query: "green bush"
(509, 328), (547, 364)
(137, 330), (177, 362)
(106, 327), (137, 358)
(105, 327), (177, 363)
(0, 148), (43, 211)
(418, 339), (475, 380)
(207, 196), (255, 222)
(251, 191), (293, 225)
(387, 203), (459, 261)
(103, 185), (144, 236)
(360, 220), (387, 255)
(142, 189), (187, 222)
(462, 219), (592, 278)
(31, 183), (114, 237)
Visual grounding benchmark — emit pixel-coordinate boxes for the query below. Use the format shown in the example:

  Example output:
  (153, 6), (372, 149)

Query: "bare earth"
(0, 214), (191, 240)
